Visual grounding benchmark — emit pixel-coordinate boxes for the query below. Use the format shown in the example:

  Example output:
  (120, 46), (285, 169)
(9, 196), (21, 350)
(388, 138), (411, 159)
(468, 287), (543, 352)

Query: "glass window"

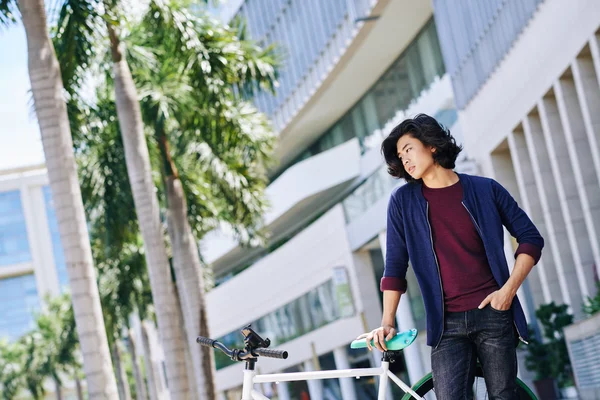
(319, 352), (343, 400)
(348, 346), (378, 399)
(215, 278), (352, 369)
(283, 364), (312, 400)
(342, 167), (403, 223)
(43, 186), (69, 290)
(0, 190), (31, 266)
(368, 248), (385, 311)
(275, 18), (446, 175)
(0, 274), (40, 341)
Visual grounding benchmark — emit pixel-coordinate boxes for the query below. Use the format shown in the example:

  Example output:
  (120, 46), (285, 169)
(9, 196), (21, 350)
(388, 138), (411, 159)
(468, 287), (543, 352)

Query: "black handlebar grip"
(196, 336), (216, 348)
(254, 348), (288, 359)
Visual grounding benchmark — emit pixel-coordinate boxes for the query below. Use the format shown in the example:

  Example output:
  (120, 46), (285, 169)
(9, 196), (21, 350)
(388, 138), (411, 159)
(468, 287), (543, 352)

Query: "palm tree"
(125, 328), (149, 400)
(0, 340), (25, 400)
(0, 0), (119, 397)
(33, 293), (83, 400)
(52, 0), (278, 396)
(76, 89), (183, 398)
(133, 7), (277, 397)
(75, 92), (162, 400)
(21, 333), (47, 400)
(54, 1), (193, 393)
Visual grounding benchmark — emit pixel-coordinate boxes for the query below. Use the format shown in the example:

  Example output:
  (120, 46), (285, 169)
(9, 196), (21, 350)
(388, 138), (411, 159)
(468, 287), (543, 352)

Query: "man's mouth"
(408, 166), (415, 174)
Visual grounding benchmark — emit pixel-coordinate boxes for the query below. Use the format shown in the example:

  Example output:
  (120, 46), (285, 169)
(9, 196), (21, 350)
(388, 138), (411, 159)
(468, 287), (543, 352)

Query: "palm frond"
(0, 0), (17, 28)
(52, 0), (104, 96)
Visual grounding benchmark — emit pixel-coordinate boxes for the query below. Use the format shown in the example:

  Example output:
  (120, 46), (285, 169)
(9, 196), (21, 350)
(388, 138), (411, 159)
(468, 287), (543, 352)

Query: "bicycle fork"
(241, 360), (268, 400)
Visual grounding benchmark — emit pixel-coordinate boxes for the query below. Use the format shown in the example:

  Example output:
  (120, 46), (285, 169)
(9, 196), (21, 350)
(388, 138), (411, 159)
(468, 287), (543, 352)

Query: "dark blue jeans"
(430, 305), (518, 400)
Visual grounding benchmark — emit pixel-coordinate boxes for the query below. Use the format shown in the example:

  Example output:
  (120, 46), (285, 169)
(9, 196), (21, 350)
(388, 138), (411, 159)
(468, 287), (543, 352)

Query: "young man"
(362, 114), (544, 399)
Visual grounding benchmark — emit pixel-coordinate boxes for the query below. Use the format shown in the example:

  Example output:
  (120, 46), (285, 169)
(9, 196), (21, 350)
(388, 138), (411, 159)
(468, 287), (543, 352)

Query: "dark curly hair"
(381, 113), (462, 183)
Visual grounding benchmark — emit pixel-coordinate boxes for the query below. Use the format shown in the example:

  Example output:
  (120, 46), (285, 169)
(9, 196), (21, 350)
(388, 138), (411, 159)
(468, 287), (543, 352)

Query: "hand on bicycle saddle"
(356, 324), (396, 352)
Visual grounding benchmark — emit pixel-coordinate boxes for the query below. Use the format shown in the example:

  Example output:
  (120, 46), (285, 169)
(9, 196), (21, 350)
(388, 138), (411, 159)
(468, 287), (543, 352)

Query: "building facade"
(203, 0), (478, 398)
(0, 165), (68, 342)
(433, 0), (600, 394)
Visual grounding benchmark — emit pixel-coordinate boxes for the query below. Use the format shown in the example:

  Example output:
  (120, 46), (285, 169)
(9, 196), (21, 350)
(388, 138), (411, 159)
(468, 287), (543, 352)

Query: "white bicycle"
(196, 326), (537, 400)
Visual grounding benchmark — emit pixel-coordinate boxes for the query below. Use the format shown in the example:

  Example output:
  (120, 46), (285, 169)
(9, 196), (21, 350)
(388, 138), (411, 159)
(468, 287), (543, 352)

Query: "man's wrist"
(501, 282), (519, 298)
(381, 319), (395, 328)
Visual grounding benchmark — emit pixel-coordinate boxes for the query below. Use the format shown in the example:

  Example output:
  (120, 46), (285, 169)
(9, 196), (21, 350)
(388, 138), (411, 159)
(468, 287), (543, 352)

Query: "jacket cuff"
(515, 243), (542, 265)
(380, 277), (407, 293)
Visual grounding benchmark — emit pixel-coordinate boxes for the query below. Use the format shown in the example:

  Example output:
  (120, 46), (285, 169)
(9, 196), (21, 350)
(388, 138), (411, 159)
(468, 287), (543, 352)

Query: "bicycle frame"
(240, 355), (424, 400)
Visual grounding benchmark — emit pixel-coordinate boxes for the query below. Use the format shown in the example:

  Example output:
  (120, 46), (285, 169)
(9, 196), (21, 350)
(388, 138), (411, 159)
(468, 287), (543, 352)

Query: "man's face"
(396, 134), (435, 180)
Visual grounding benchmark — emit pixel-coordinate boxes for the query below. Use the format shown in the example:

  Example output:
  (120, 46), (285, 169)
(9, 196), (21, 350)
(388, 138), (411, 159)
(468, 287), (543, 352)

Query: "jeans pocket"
(488, 304), (511, 314)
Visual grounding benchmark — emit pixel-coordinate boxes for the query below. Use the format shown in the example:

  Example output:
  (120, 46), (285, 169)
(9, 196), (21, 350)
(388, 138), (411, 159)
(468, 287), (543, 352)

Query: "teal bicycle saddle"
(350, 328), (417, 351)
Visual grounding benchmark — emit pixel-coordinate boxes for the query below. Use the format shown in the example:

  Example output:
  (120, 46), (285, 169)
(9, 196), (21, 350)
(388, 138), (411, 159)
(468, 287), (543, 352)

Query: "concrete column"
(378, 232), (426, 385)
(350, 251), (382, 331)
(507, 129), (558, 303)
(555, 73), (600, 286)
(303, 359), (323, 400)
(503, 230), (536, 324)
(538, 93), (595, 317)
(490, 148), (548, 313)
(589, 31), (600, 87)
(523, 113), (580, 307)
(19, 184), (60, 298)
(275, 380), (291, 400)
(333, 347), (358, 400)
(572, 48), (600, 188)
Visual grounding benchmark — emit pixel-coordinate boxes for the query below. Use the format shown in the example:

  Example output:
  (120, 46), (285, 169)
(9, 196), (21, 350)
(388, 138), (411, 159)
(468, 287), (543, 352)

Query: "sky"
(0, 22), (46, 171)
(0, 1), (234, 172)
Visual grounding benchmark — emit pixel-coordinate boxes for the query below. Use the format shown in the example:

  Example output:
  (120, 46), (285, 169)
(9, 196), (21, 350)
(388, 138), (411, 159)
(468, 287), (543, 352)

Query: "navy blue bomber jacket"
(382, 173), (544, 347)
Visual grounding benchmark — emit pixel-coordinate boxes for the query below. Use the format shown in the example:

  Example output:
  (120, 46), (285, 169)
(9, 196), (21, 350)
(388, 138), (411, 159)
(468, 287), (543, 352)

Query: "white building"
(434, 0), (600, 318)
(0, 164), (69, 341)
(432, 0), (600, 393)
(202, 1), (477, 398)
(0, 164), (84, 399)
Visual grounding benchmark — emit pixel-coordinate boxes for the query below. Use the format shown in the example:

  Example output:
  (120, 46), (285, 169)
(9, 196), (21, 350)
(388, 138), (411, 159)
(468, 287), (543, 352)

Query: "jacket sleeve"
(492, 179), (544, 264)
(380, 193), (409, 293)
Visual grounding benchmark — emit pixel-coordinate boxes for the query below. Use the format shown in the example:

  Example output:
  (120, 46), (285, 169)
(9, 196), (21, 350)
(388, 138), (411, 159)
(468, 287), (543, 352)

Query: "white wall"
(458, 0), (600, 317)
(208, 205), (379, 391)
(202, 139), (361, 265)
(206, 205), (358, 338)
(459, 0), (600, 157)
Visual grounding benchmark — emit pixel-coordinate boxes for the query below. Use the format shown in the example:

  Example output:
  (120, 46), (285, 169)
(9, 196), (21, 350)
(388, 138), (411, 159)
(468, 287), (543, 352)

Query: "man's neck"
(421, 167), (459, 188)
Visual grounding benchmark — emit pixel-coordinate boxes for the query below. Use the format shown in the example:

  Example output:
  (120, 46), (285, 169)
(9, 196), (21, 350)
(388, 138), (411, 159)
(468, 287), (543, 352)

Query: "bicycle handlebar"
(196, 336), (216, 348)
(196, 336), (288, 361)
(254, 347), (288, 359)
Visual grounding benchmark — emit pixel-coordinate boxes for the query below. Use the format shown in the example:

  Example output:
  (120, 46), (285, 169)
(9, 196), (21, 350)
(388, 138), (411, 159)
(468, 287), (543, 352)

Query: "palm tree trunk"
(141, 321), (160, 400)
(166, 176), (216, 400)
(125, 329), (149, 400)
(111, 342), (132, 400)
(105, 17), (190, 400)
(75, 376), (84, 400)
(54, 376), (63, 400)
(158, 135), (216, 399)
(17, 1), (118, 398)
(173, 285), (199, 400)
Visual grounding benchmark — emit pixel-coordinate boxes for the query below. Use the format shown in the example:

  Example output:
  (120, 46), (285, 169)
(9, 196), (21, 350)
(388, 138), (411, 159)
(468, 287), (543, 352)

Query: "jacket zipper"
(461, 202), (528, 345)
(426, 202), (445, 349)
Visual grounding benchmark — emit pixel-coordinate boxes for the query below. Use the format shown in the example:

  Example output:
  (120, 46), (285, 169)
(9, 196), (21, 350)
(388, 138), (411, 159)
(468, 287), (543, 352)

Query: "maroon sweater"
(423, 181), (540, 312)
(381, 180), (541, 311)
(423, 181), (500, 311)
